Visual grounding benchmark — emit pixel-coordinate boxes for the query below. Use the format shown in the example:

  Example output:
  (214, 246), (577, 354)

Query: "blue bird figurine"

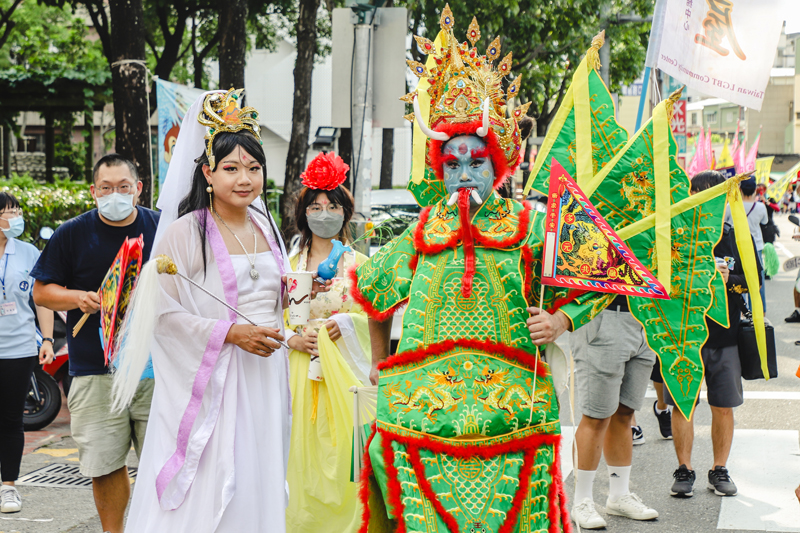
(316, 239), (351, 282)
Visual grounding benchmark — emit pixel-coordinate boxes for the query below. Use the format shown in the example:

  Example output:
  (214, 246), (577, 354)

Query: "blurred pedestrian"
(726, 177), (766, 313)
(284, 152), (371, 533)
(669, 170), (760, 499)
(0, 193), (54, 514)
(31, 155), (159, 533)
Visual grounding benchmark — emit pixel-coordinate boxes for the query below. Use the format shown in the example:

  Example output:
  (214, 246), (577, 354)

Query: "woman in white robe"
(119, 90), (306, 532)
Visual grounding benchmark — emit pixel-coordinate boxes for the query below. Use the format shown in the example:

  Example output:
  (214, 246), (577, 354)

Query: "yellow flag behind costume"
(717, 138), (734, 168)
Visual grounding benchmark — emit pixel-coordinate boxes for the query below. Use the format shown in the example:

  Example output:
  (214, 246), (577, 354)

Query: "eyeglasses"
(97, 185), (134, 195)
(0, 209), (23, 219)
(306, 203), (343, 214)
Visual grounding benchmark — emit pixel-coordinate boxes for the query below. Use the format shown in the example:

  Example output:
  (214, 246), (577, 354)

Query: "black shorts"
(664, 345), (743, 409)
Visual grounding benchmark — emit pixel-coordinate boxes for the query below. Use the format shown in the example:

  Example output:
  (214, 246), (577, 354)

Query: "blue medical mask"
(1, 216), (24, 239)
(96, 193), (135, 222)
(441, 135), (495, 207)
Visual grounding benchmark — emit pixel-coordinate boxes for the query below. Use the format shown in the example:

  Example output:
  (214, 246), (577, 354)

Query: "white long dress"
(125, 212), (291, 533)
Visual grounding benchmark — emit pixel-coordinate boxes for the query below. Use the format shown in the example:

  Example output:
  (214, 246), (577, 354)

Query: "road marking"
(645, 390), (800, 401)
(31, 448), (78, 458)
(774, 241), (794, 259)
(561, 426), (575, 480)
(718, 429), (800, 531)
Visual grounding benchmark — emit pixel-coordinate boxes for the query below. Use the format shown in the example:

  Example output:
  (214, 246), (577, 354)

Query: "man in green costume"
(351, 7), (737, 533)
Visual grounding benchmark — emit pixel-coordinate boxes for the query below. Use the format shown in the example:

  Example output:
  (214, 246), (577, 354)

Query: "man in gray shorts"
(667, 170), (760, 499)
(569, 295), (659, 529)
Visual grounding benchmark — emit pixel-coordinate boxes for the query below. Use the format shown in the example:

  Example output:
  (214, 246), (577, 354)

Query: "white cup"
(287, 271), (313, 325)
(305, 319), (326, 381)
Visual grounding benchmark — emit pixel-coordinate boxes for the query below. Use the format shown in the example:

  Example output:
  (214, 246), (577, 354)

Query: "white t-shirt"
(726, 202), (767, 251)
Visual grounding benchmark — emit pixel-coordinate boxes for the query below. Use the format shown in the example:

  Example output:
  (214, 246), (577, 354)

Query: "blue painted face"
(441, 135), (495, 206)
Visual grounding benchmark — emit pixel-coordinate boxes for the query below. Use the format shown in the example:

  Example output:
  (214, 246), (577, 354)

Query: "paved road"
(557, 213), (800, 533)
(3, 215), (800, 533)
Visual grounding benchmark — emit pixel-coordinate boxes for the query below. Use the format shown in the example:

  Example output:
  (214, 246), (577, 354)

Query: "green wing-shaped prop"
(521, 31), (754, 418)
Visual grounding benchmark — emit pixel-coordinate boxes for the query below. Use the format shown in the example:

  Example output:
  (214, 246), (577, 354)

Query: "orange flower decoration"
(301, 152), (350, 191)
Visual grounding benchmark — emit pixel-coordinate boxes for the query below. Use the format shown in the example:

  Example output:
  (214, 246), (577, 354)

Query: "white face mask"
(96, 193), (135, 222)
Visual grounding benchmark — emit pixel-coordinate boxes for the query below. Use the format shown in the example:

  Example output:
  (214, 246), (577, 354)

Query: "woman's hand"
(226, 324), (284, 358)
(39, 341), (55, 365)
(324, 319), (342, 342)
(288, 330), (318, 355)
(311, 276), (333, 300)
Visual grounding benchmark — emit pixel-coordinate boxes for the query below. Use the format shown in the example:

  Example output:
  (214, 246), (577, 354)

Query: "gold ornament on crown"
(197, 88), (262, 170)
(402, 4), (531, 171)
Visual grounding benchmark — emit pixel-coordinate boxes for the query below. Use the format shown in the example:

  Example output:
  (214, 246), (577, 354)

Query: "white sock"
(655, 405), (670, 415)
(608, 465), (632, 501)
(574, 469), (596, 503)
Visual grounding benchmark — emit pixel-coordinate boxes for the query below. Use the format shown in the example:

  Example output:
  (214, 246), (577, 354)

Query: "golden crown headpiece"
(197, 88), (262, 170)
(403, 5), (530, 184)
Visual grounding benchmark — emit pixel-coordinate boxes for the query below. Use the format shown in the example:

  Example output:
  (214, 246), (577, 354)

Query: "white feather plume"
(110, 259), (161, 413)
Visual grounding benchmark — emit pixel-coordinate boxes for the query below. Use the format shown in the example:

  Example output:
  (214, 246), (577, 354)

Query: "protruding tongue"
(458, 188), (476, 298)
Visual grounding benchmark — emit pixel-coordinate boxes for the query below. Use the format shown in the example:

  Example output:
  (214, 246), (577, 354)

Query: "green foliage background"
(0, 175), (94, 248)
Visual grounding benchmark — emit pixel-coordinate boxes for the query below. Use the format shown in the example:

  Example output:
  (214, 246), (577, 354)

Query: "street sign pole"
(350, 10), (376, 255)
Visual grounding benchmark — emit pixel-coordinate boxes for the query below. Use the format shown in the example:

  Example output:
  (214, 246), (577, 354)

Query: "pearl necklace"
(213, 210), (260, 280)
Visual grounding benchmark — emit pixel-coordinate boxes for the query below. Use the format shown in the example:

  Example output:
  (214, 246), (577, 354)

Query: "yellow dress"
(285, 248), (371, 533)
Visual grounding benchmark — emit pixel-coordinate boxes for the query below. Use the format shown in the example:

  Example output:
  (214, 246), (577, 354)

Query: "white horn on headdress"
(413, 95), (450, 142)
(475, 98), (491, 137)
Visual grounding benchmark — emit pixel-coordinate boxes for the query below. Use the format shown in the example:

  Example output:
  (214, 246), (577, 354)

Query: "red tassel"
(357, 422), (378, 533)
(458, 188), (476, 298)
(381, 432), (407, 532)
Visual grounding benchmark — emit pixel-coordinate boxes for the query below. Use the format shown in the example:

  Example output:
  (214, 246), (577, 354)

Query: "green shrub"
(0, 174), (94, 248)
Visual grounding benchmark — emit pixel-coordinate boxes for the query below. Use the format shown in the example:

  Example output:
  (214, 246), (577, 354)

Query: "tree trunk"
(84, 109), (94, 183)
(279, 0), (319, 238)
(379, 128), (393, 189)
(44, 111), (54, 183)
(218, 0), (248, 90)
(108, 0), (153, 207)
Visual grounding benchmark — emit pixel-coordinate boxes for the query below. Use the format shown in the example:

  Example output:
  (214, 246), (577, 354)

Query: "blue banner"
(156, 79), (204, 188)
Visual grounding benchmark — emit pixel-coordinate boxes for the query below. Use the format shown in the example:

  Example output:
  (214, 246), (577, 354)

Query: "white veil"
(153, 90), (224, 249)
(112, 89), (288, 412)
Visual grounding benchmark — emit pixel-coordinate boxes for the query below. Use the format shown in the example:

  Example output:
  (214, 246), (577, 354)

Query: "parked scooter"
(23, 227), (71, 432)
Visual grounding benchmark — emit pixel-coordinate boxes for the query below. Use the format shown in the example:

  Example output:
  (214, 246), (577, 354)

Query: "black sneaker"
(708, 466), (737, 496)
(653, 401), (673, 439)
(632, 425), (645, 445)
(786, 310), (800, 323)
(671, 465), (695, 498)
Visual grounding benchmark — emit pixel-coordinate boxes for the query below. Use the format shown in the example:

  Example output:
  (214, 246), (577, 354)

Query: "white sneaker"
(0, 485), (21, 513)
(606, 492), (658, 520)
(571, 498), (607, 529)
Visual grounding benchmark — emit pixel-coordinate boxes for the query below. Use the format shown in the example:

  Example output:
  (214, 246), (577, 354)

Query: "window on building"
(692, 113), (697, 125)
(706, 112), (717, 124)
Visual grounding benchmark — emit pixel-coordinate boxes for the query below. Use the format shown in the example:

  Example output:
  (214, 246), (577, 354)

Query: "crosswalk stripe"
(645, 390), (800, 401)
(718, 429), (800, 531)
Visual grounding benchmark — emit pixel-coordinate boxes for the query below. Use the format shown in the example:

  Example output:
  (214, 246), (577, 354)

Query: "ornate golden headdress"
(197, 88), (261, 170)
(404, 4), (530, 185)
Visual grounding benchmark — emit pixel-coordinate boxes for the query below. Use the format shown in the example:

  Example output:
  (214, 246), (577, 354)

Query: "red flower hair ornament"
(301, 152), (350, 191)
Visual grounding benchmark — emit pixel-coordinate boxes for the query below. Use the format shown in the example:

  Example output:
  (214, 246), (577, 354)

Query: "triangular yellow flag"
(717, 137), (734, 168)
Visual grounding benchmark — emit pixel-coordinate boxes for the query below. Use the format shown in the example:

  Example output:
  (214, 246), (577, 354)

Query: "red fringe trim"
(379, 428), (562, 532)
(498, 447), (537, 533)
(377, 338), (548, 377)
(458, 189), (476, 298)
(407, 446), (461, 533)
(381, 431), (407, 533)
(427, 122), (517, 188)
(413, 206), (459, 256)
(522, 244), (534, 301)
(347, 264), (404, 322)
(548, 289), (587, 315)
(357, 422), (378, 533)
(414, 200), (532, 255)
(409, 253), (419, 273)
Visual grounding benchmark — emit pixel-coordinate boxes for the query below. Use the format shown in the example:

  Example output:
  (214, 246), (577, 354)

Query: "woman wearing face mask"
(0, 193), (54, 514)
(284, 152), (372, 533)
